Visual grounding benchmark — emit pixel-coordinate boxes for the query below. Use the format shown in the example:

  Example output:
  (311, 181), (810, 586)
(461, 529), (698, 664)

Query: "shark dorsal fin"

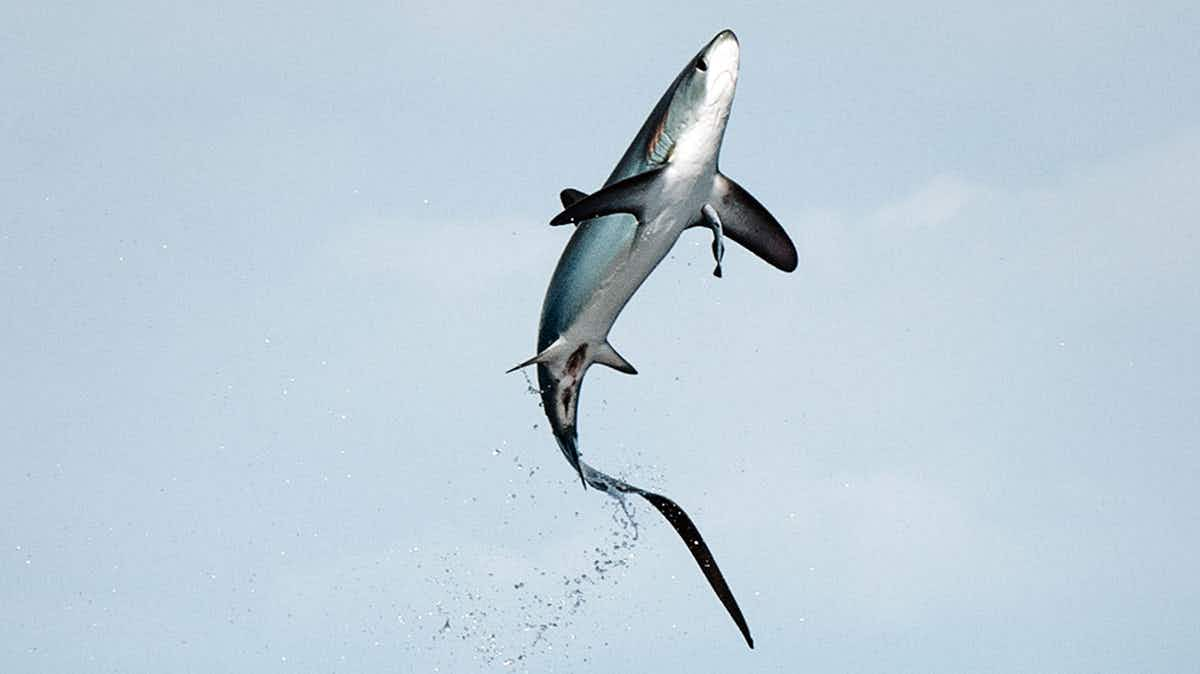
(559, 188), (588, 208)
(549, 168), (665, 226)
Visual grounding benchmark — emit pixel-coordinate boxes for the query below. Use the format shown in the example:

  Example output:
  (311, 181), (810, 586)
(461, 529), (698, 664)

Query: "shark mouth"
(580, 461), (754, 648)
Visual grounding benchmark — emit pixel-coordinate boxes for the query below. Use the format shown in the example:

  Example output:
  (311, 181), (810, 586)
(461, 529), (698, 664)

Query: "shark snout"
(703, 29), (740, 78)
(712, 29), (739, 46)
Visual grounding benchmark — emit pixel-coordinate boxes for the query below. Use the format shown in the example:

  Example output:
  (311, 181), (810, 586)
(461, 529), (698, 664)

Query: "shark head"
(644, 30), (741, 167)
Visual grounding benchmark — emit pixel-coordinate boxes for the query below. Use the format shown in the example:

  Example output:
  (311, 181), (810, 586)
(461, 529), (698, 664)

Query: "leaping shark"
(509, 30), (797, 649)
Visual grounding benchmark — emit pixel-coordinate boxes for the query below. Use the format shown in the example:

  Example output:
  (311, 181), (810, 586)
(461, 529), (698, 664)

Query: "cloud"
(870, 174), (980, 229)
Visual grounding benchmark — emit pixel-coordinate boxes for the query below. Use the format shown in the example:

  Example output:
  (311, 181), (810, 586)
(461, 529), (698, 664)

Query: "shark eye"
(696, 57), (708, 72)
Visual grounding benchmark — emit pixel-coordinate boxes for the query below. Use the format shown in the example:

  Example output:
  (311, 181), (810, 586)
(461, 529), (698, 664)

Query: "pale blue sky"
(3, 2), (1198, 672)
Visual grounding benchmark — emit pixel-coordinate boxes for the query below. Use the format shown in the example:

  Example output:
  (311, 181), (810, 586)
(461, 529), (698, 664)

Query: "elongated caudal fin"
(554, 430), (587, 489)
(580, 461), (754, 648)
(636, 490), (754, 648)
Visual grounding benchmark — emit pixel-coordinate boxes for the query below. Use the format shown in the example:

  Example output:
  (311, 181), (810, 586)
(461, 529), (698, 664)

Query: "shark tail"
(579, 460), (754, 649)
(553, 430), (588, 489)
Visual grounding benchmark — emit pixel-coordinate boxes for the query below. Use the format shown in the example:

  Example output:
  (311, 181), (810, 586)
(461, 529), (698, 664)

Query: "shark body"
(511, 30), (797, 649)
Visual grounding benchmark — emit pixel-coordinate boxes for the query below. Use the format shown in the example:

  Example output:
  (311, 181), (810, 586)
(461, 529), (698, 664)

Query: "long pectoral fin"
(559, 188), (588, 208)
(549, 168), (664, 226)
(711, 173), (798, 272)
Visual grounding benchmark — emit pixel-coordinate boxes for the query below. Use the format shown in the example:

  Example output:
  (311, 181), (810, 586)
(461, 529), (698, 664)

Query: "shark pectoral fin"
(559, 188), (589, 209)
(504, 338), (568, 373)
(712, 173), (798, 272)
(548, 168), (664, 226)
(593, 341), (638, 375)
(700, 203), (726, 278)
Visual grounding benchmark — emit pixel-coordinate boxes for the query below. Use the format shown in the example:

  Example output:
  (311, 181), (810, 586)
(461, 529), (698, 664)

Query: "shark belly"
(537, 213), (638, 352)
(542, 208), (689, 351)
(575, 212), (687, 335)
(532, 206), (688, 474)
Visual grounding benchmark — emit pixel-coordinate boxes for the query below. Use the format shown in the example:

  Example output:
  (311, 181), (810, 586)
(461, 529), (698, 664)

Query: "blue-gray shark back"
(510, 29), (797, 650)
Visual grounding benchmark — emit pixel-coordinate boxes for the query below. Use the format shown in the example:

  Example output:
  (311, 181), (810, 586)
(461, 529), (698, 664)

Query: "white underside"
(563, 163), (712, 350)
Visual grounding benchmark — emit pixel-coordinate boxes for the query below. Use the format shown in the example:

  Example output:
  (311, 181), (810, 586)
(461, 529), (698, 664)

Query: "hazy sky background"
(3, 1), (1199, 672)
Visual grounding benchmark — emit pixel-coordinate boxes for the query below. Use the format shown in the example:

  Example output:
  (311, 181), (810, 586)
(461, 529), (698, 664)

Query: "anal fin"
(593, 341), (638, 375)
